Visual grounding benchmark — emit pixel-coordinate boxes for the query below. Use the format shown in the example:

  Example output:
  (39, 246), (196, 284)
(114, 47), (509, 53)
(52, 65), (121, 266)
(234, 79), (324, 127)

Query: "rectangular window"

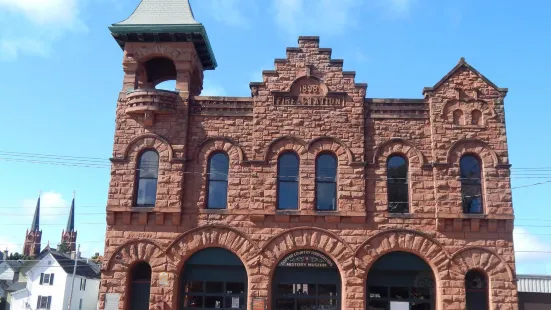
(41, 273), (54, 285)
(80, 278), (87, 290)
(79, 298), (83, 310)
(37, 296), (51, 309)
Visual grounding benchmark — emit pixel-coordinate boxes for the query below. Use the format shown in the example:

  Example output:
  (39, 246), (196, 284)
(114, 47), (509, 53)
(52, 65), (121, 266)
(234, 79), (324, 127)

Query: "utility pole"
(67, 244), (80, 310)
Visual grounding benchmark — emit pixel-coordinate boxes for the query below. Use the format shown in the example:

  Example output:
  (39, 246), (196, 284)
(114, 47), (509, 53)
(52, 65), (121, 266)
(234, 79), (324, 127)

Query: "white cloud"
(201, 79), (227, 96)
(0, 237), (18, 254)
(0, 0), (82, 27)
(514, 227), (551, 262)
(273, 0), (362, 36)
(22, 191), (69, 224)
(0, 0), (86, 60)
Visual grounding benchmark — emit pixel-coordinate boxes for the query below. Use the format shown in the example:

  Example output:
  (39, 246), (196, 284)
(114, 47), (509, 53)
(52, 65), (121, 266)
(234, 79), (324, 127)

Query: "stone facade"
(100, 36), (517, 310)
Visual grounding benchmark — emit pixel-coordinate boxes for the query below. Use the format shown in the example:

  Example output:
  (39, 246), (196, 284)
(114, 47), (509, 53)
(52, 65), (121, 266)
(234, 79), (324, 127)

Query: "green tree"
(8, 252), (31, 260)
(57, 241), (71, 254)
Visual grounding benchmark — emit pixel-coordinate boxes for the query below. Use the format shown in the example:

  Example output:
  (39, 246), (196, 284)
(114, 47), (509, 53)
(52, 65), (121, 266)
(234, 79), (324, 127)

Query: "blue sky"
(0, 0), (550, 274)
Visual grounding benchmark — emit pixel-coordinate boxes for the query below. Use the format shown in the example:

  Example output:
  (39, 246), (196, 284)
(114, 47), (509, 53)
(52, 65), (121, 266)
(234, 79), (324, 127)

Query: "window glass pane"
(207, 181), (228, 209)
(460, 156), (481, 184)
(224, 296), (246, 309)
(275, 299), (294, 310)
(277, 284), (294, 295)
(368, 300), (389, 310)
(278, 153), (299, 180)
(316, 182), (336, 211)
(183, 295), (203, 308)
(226, 282), (245, 294)
(318, 299), (338, 309)
(318, 284), (338, 296)
(296, 299), (317, 308)
(204, 296), (224, 308)
(136, 179), (157, 206)
(205, 282), (223, 293)
(388, 184), (409, 213)
(183, 281), (203, 293)
(411, 303), (431, 310)
(316, 154), (337, 180)
(411, 287), (431, 300)
(462, 185), (483, 214)
(368, 286), (388, 299)
(387, 156), (407, 182)
(390, 287), (409, 299)
(278, 181), (299, 210)
(138, 151), (159, 178)
(209, 153), (229, 181)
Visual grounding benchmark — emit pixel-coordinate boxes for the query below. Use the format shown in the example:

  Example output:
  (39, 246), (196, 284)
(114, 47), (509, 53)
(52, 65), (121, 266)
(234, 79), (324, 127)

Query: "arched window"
(465, 270), (488, 310)
(277, 153), (299, 210)
(460, 155), (483, 214)
(316, 153), (337, 211)
(135, 150), (159, 208)
(453, 109), (464, 125)
(387, 155), (409, 213)
(129, 262), (151, 310)
(472, 110), (482, 125)
(207, 153), (229, 209)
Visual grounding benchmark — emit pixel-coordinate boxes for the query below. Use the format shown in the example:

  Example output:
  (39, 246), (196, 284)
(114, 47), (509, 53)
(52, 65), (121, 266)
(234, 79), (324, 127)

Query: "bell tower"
(60, 196), (77, 252)
(106, 1), (217, 218)
(23, 195), (41, 257)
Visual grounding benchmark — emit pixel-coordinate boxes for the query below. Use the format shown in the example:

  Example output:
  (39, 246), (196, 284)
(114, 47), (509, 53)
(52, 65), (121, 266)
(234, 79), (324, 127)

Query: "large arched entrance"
(272, 250), (341, 310)
(367, 252), (435, 310)
(179, 248), (247, 309)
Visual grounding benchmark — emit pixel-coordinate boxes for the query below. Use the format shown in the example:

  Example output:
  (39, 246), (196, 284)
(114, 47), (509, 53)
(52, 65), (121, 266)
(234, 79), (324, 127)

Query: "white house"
(9, 249), (100, 310)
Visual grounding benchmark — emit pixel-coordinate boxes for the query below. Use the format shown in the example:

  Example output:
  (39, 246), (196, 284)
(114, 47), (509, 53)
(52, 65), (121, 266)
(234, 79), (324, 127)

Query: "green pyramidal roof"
(109, 0), (217, 70)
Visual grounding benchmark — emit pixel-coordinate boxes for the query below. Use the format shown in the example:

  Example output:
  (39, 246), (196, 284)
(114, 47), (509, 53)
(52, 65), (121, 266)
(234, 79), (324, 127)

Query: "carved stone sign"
(251, 298), (266, 310)
(278, 250), (335, 268)
(159, 272), (169, 286)
(273, 78), (345, 107)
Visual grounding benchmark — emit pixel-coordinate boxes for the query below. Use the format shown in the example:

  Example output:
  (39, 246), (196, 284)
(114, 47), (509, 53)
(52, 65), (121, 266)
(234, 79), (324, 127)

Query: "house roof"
(423, 57), (508, 95)
(518, 274), (551, 293)
(113, 0), (199, 26)
(38, 249), (100, 279)
(109, 0), (217, 70)
(6, 282), (26, 292)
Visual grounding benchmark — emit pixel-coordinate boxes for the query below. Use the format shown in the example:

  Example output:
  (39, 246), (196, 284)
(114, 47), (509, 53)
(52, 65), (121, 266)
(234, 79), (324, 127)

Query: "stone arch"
(449, 246), (514, 281)
(165, 225), (259, 273)
(355, 229), (451, 276)
(123, 133), (174, 162)
(260, 227), (355, 276)
(283, 75), (328, 94)
(195, 136), (245, 164)
(447, 139), (499, 167)
(105, 239), (165, 272)
(263, 135), (307, 163)
(129, 45), (182, 63)
(307, 136), (355, 164)
(372, 138), (426, 167)
(441, 99), (495, 125)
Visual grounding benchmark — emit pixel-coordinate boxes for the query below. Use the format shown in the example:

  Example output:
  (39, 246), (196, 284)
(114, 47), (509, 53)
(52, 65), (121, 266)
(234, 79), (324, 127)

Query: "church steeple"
(60, 195), (77, 252)
(31, 195), (40, 231)
(23, 194), (42, 257)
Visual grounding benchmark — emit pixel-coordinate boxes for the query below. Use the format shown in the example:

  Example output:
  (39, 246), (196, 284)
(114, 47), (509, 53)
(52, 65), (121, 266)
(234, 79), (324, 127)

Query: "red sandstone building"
(101, 1), (517, 310)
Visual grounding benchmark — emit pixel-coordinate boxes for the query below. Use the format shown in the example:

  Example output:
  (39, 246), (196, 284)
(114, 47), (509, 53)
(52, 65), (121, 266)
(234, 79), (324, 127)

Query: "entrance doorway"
(179, 248), (247, 309)
(273, 250), (341, 310)
(367, 252), (435, 310)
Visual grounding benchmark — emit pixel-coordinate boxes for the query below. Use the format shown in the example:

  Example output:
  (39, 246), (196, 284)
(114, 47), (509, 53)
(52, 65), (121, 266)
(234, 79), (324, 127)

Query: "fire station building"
(100, 1), (517, 310)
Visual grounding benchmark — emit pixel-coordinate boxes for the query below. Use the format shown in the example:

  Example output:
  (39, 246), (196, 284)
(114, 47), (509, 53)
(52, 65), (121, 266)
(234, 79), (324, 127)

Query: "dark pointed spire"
(66, 195), (75, 233)
(31, 195), (40, 231)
